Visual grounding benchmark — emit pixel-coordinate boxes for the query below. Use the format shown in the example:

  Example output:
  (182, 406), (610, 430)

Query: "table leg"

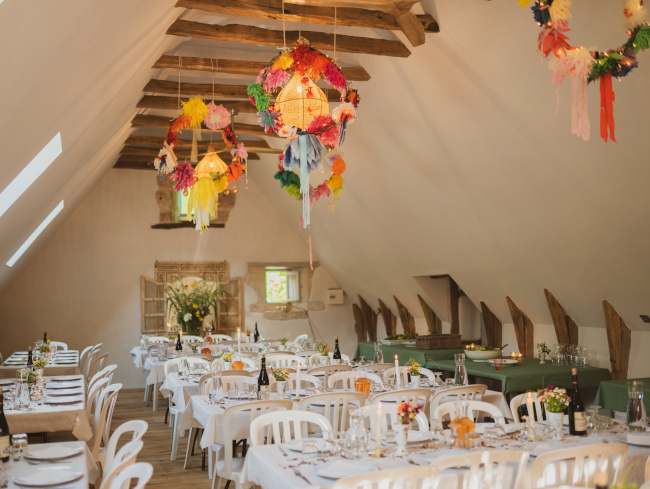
(153, 383), (158, 411)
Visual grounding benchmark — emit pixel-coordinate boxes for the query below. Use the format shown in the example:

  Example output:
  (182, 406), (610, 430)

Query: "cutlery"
(293, 467), (311, 484)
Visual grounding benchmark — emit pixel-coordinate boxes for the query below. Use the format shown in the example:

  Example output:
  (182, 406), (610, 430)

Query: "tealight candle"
(375, 402), (383, 456)
(295, 363), (301, 400)
(394, 355), (400, 388)
(470, 343), (475, 349)
(237, 328), (241, 353)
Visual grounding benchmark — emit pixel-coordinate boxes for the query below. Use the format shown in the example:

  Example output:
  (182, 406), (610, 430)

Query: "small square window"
(265, 270), (299, 303)
(177, 191), (194, 220)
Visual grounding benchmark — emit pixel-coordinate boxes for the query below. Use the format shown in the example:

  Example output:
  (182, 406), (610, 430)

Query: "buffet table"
(354, 342), (465, 368)
(595, 377), (650, 413)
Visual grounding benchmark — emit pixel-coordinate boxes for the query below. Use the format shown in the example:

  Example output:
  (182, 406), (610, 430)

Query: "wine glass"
(586, 406), (599, 436)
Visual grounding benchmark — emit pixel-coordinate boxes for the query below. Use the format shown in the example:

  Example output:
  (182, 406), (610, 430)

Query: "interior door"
(141, 276), (166, 334)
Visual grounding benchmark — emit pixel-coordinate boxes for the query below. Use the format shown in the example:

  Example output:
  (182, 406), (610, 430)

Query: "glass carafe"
(345, 409), (368, 458)
(449, 401), (474, 448)
(627, 381), (646, 432)
(374, 342), (383, 364)
(354, 369), (371, 397)
(453, 353), (468, 386)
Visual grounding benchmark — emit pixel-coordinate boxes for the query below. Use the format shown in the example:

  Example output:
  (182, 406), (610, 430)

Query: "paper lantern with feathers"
(275, 74), (329, 130)
(187, 145), (228, 231)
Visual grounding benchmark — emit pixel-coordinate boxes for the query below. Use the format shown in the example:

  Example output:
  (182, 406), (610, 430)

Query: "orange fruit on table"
(201, 348), (212, 355)
(232, 361), (245, 370)
(205, 337), (213, 343)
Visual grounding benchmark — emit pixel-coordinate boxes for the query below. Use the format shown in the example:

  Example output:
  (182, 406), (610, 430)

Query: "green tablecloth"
(594, 377), (650, 413)
(430, 357), (611, 394)
(354, 342), (465, 368)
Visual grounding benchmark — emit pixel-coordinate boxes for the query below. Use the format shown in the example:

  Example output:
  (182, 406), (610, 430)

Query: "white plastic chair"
(250, 410), (333, 446)
(434, 400), (506, 425)
(147, 336), (169, 344)
(530, 444), (628, 488)
(233, 357), (256, 369)
(371, 389), (433, 420)
(86, 377), (110, 422)
(293, 334), (309, 347)
(181, 335), (203, 344)
(267, 354), (302, 368)
(328, 371), (383, 389)
(240, 343), (266, 352)
(429, 385), (487, 420)
(360, 363), (394, 377)
(383, 366), (410, 384)
(102, 420), (148, 477)
(79, 345), (94, 375)
(432, 450), (529, 489)
(419, 367), (436, 380)
(332, 465), (442, 489)
(49, 341), (68, 351)
(355, 403), (429, 434)
(287, 373), (320, 390)
(90, 383), (123, 463)
(307, 365), (353, 386)
(84, 350), (99, 381)
(220, 369), (252, 377)
(108, 462), (153, 489)
(510, 391), (544, 423)
(205, 334), (232, 343)
(220, 375), (258, 393)
(98, 440), (143, 489)
(89, 352), (110, 381)
(299, 392), (365, 431)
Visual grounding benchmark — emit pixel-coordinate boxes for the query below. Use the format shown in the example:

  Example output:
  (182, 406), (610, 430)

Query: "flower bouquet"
(537, 385), (570, 436)
(271, 368), (289, 397)
(395, 401), (422, 454)
(537, 342), (551, 364)
(405, 358), (421, 386)
(166, 280), (228, 335)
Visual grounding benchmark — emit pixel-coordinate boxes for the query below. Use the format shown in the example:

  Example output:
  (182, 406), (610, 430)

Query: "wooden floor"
(112, 388), (222, 488)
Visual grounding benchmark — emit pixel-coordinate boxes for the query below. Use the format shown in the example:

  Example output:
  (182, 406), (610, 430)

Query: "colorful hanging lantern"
(275, 74), (329, 130)
(186, 145), (228, 231)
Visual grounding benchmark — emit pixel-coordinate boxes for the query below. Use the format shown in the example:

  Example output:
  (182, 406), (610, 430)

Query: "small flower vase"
(411, 375), (421, 388)
(539, 352), (546, 364)
(278, 344), (286, 351)
(320, 355), (330, 366)
(276, 381), (286, 398)
(547, 411), (564, 439)
(34, 369), (44, 379)
(395, 423), (409, 455)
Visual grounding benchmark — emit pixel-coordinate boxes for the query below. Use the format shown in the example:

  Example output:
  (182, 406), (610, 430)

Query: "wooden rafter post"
(393, 296), (415, 335)
(449, 277), (460, 335)
(480, 302), (502, 348)
(543, 289), (578, 345)
(358, 295), (378, 342)
(603, 300), (632, 380)
(352, 303), (366, 342)
(506, 296), (534, 357)
(377, 298), (397, 338)
(417, 294), (441, 335)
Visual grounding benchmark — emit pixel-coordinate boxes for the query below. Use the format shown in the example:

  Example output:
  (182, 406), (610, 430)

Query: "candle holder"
(369, 448), (385, 458)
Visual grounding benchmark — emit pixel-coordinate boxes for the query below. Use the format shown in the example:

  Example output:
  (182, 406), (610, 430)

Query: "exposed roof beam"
(125, 135), (273, 151)
(174, 0), (438, 34)
(143, 79), (342, 102)
(166, 19), (411, 57)
(119, 148), (262, 160)
(153, 55), (371, 81)
(131, 114), (277, 137)
(137, 95), (257, 113)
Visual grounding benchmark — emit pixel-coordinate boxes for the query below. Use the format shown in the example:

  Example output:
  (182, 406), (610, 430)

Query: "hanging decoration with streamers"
(520, 0), (650, 142)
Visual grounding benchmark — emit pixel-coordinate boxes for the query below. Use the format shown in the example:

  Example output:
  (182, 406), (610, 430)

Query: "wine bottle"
(568, 367), (587, 436)
(332, 336), (342, 364)
(0, 388), (10, 463)
(257, 354), (269, 400)
(43, 330), (47, 342)
(595, 472), (608, 489)
(26, 346), (33, 367)
(254, 323), (259, 343)
(175, 333), (182, 356)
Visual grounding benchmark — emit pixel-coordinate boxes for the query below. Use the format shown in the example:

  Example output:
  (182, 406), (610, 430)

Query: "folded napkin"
(317, 460), (378, 479)
(14, 467), (82, 485)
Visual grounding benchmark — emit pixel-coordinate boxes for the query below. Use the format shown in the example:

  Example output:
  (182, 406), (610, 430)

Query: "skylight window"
(0, 133), (62, 220)
(6, 200), (64, 267)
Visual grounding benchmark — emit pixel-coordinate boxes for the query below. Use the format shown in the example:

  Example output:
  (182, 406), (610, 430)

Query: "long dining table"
(0, 350), (81, 379)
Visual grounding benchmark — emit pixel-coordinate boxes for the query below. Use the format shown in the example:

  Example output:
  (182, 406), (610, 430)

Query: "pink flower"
(324, 62), (347, 91)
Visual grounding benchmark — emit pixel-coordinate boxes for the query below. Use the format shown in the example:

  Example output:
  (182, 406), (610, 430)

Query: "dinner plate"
(474, 422), (523, 434)
(46, 382), (80, 389)
(614, 433), (650, 446)
(285, 439), (328, 452)
(285, 389), (307, 397)
(315, 460), (379, 480)
(24, 445), (83, 461)
(43, 396), (84, 405)
(47, 375), (83, 381)
(45, 389), (84, 397)
(13, 466), (84, 486)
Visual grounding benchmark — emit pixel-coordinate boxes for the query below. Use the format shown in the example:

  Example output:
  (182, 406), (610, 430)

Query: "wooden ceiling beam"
(153, 55), (371, 81)
(174, 0), (438, 34)
(137, 96), (257, 113)
(166, 19), (411, 57)
(120, 147), (261, 159)
(143, 79), (342, 102)
(130, 114), (278, 137)
(125, 135), (273, 151)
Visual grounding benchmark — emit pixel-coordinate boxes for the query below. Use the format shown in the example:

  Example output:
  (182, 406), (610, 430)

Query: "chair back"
(102, 365), (117, 384)
(147, 337), (169, 344)
(163, 358), (182, 377)
(299, 392), (365, 431)
(328, 371), (359, 390)
(418, 367), (436, 380)
(86, 377), (110, 420)
(430, 384), (487, 418)
(332, 465), (441, 489)
(220, 369), (251, 377)
(371, 388), (433, 418)
(187, 354), (213, 362)
(432, 450), (529, 489)
(98, 440), (143, 489)
(240, 343), (265, 352)
(434, 400), (506, 424)
(293, 334), (309, 347)
(287, 373), (320, 390)
(266, 351), (296, 357)
(530, 444), (627, 488)
(49, 341), (68, 351)
(103, 420), (148, 477)
(356, 402), (429, 434)
(206, 334), (232, 343)
(307, 365), (353, 386)
(220, 375), (257, 392)
(108, 462), (153, 489)
(234, 357), (257, 369)
(267, 354), (302, 368)
(91, 383), (123, 460)
(180, 335), (203, 345)
(250, 410), (332, 446)
(89, 352), (109, 380)
(510, 391), (544, 423)
(382, 366), (410, 384)
(361, 363), (395, 377)
(84, 350), (99, 380)
(79, 345), (93, 371)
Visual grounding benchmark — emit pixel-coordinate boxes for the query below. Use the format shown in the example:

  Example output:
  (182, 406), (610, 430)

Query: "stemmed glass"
(586, 406), (600, 436)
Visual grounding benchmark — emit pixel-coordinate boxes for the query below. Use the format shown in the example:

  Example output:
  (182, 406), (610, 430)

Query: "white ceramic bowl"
(464, 349), (502, 360)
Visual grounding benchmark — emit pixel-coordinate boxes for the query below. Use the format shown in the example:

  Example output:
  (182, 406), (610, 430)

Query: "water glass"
(301, 438), (318, 455)
(494, 359), (503, 371)
(465, 432), (482, 450)
(12, 434), (27, 461)
(627, 381), (646, 432)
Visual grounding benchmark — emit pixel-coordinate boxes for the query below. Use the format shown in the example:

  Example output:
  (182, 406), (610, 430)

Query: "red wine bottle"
(254, 323), (259, 343)
(333, 336), (342, 364)
(0, 388), (10, 463)
(568, 367), (587, 435)
(175, 333), (182, 355)
(27, 346), (33, 367)
(257, 354), (269, 400)
(43, 331), (47, 342)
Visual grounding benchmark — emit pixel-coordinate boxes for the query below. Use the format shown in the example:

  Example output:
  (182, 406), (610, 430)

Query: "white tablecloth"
(144, 357), (168, 386)
(130, 346), (149, 369)
(160, 372), (202, 410)
(4, 376), (92, 441)
(2, 441), (99, 488)
(0, 351), (80, 379)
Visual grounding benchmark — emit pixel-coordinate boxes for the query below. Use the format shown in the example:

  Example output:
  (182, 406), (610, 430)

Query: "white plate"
(285, 440), (328, 452)
(614, 433), (650, 447)
(316, 461), (379, 480)
(474, 422), (523, 434)
(44, 396), (84, 405)
(285, 389), (307, 397)
(45, 382), (80, 389)
(13, 466), (84, 486)
(407, 431), (434, 443)
(45, 389), (84, 397)
(47, 375), (83, 381)
(24, 445), (83, 461)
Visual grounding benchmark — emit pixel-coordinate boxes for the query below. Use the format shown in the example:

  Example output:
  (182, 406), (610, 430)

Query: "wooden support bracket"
(352, 303), (366, 342)
(544, 289), (578, 345)
(377, 298), (397, 338)
(506, 296), (534, 357)
(603, 300), (632, 380)
(480, 302), (502, 348)
(418, 294), (441, 335)
(393, 296), (415, 335)
(449, 278), (460, 335)
(358, 295), (378, 342)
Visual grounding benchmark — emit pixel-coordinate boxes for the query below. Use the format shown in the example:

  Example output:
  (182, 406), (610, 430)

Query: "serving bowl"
(464, 349), (502, 360)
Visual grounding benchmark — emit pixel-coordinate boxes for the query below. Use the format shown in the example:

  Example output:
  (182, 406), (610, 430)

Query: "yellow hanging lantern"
(275, 73), (329, 130)
(187, 145), (228, 230)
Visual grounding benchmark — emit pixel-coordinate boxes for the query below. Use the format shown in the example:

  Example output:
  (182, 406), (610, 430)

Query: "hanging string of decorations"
(153, 58), (248, 231)
(247, 37), (360, 228)
(520, 0), (650, 142)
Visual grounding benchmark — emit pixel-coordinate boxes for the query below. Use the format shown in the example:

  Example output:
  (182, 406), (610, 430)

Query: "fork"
(293, 467), (311, 485)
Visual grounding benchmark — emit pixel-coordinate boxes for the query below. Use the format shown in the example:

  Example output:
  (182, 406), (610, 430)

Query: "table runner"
(0, 351), (81, 379)
(431, 357), (611, 394)
(354, 342), (465, 368)
(594, 377), (650, 413)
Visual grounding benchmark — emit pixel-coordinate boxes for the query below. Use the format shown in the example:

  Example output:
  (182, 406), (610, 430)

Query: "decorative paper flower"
(307, 114), (340, 148)
(257, 108), (283, 133)
(611, 47), (638, 77)
(170, 115), (192, 134)
(274, 169), (300, 189)
(291, 43), (327, 80)
(283, 134), (327, 172)
(324, 62), (347, 91)
(214, 173), (229, 193)
(165, 128), (178, 148)
(223, 126), (238, 147)
(227, 159), (246, 183)
(154, 141), (178, 174)
(549, 0), (571, 24)
(284, 183), (302, 200)
(277, 125), (297, 138)
(204, 102), (231, 130)
(170, 161), (196, 193)
(273, 52), (294, 70)
(325, 149), (344, 168)
(548, 47), (595, 81)
(247, 83), (271, 111)
(343, 87), (361, 108)
(332, 103), (357, 125)
(181, 97), (209, 128)
(231, 143), (248, 163)
(257, 67), (289, 94)
(531, 0), (553, 26)
(311, 181), (330, 202)
(624, 0), (647, 30)
(328, 174), (344, 200)
(538, 26), (570, 57)
(331, 158), (346, 175)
